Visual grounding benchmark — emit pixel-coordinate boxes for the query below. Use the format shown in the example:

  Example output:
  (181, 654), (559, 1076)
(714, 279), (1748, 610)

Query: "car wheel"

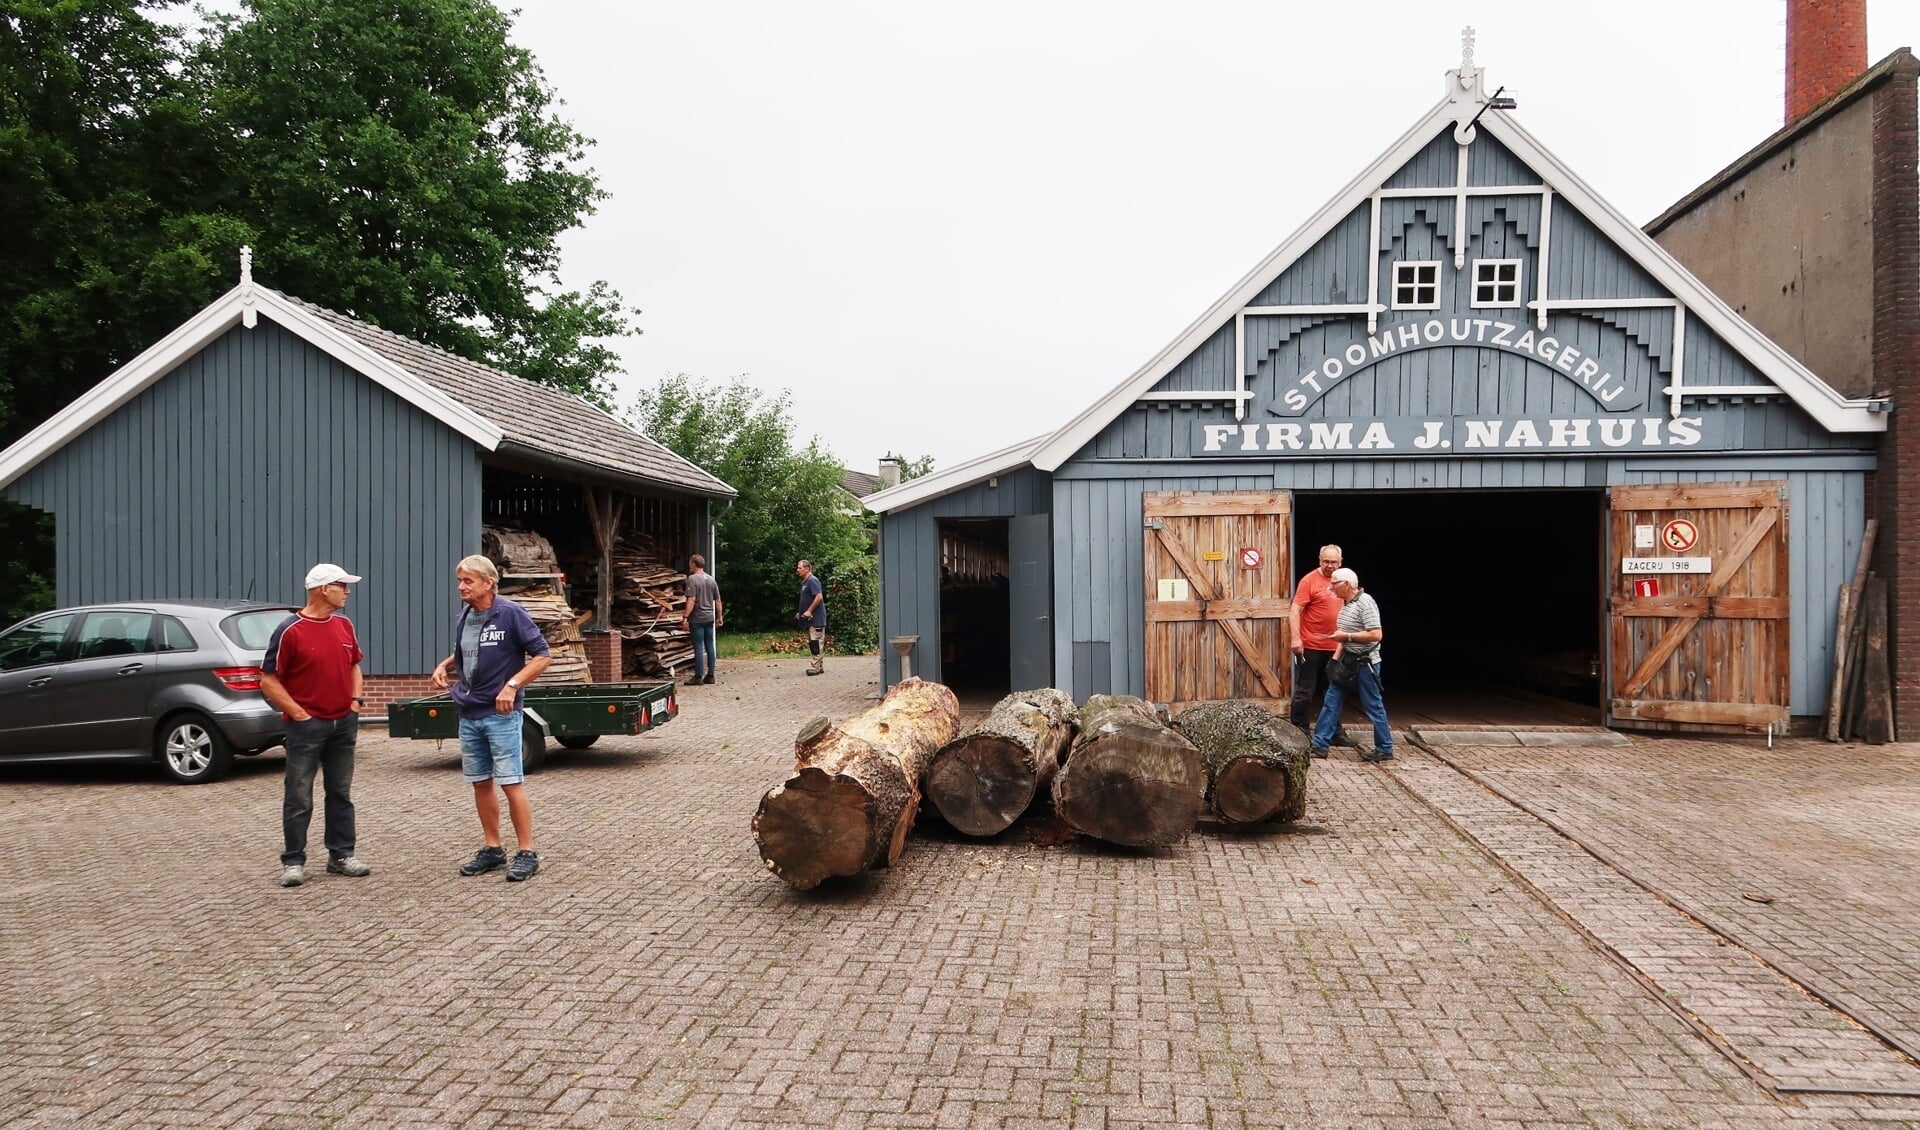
(521, 717), (548, 773)
(157, 713), (236, 784)
(557, 734), (598, 750)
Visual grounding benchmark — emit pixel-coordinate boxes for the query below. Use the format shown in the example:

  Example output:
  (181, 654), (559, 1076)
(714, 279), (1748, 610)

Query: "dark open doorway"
(1292, 489), (1604, 726)
(937, 518), (1011, 699)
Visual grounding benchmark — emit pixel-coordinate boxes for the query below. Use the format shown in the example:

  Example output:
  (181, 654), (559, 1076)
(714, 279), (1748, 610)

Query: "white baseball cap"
(1330, 567), (1359, 587)
(304, 563), (363, 589)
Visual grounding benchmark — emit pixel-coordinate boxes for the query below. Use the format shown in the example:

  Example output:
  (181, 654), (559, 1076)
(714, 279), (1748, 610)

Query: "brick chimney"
(1786, 0), (1868, 124)
(877, 455), (901, 491)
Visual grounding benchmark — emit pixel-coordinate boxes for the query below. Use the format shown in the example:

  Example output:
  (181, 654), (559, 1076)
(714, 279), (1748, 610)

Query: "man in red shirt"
(1290, 544), (1348, 754)
(260, 563), (369, 888)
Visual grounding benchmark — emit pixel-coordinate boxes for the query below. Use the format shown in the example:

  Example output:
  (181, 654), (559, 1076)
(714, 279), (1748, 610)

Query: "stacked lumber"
(753, 678), (961, 888)
(483, 527), (562, 574)
(1826, 520), (1893, 743)
(498, 576), (591, 685)
(564, 529), (694, 679)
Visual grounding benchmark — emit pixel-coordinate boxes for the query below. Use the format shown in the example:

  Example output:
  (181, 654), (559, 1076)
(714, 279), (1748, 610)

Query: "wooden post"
(1826, 519), (1877, 741)
(1860, 576), (1894, 745)
(580, 484), (623, 630)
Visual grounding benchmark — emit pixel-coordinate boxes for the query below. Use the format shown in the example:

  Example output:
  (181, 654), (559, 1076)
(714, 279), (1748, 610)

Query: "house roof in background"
(839, 468), (881, 498)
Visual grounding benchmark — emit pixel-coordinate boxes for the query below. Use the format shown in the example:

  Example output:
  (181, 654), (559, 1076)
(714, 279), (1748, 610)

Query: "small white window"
(1392, 261), (1441, 309)
(1472, 259), (1523, 308)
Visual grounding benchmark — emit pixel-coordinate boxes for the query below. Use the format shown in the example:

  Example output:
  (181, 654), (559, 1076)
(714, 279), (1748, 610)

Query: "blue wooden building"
(0, 268), (735, 684)
(866, 59), (1887, 736)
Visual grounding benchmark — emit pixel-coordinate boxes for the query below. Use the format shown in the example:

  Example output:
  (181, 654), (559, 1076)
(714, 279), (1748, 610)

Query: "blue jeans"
(460, 711), (525, 784)
(1312, 660), (1392, 755)
(689, 621), (716, 680)
(282, 714), (359, 866)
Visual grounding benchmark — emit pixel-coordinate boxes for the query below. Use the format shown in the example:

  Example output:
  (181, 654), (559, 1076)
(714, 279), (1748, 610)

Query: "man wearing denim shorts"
(430, 554), (551, 882)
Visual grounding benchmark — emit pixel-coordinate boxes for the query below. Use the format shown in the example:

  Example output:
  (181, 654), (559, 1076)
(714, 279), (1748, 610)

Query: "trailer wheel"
(557, 735), (598, 750)
(521, 717), (548, 773)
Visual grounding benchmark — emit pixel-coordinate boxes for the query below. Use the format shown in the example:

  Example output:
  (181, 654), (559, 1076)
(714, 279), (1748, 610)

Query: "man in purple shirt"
(430, 554), (551, 882)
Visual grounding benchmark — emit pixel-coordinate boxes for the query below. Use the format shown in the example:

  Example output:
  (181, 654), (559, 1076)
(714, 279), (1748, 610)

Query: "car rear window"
(221, 609), (293, 651)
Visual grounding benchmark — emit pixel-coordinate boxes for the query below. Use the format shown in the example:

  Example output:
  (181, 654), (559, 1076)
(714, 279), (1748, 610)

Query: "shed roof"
(0, 282), (734, 500)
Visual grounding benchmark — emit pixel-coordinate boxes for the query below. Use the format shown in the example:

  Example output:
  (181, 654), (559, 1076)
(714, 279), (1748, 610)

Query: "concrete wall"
(1650, 96), (1876, 398)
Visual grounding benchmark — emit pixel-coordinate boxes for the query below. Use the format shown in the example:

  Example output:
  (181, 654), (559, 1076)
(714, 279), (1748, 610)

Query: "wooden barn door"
(1607, 483), (1790, 734)
(1143, 491), (1291, 713)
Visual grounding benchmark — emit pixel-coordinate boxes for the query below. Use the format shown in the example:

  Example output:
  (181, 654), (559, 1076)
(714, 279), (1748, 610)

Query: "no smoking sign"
(1240, 547), (1263, 569)
(1661, 519), (1699, 552)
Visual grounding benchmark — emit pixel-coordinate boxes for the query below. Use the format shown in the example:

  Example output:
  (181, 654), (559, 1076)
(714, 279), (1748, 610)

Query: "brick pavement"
(0, 663), (1914, 1128)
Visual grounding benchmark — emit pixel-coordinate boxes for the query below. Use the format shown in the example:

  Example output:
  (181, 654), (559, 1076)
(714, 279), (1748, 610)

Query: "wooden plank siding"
(5, 322), (481, 675)
(875, 468), (1050, 686)
(1046, 456), (1863, 714)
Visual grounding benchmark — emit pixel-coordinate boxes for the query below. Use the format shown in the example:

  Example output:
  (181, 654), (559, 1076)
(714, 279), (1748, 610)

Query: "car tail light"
(214, 666), (263, 692)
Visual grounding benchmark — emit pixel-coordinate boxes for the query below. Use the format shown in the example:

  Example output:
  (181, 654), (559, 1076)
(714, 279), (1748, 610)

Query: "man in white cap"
(260, 564), (370, 888)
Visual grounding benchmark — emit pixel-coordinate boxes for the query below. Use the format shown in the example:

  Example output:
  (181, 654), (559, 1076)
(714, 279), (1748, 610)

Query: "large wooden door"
(1143, 491), (1291, 713)
(1608, 482), (1790, 734)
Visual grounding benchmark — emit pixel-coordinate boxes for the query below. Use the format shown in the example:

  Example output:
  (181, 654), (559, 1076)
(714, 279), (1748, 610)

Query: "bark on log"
(925, 688), (1079, 836)
(752, 678), (961, 888)
(1051, 694), (1206, 847)
(1171, 701), (1312, 825)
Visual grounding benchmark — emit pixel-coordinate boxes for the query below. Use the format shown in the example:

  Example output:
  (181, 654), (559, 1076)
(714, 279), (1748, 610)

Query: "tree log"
(1171, 701), (1312, 825)
(752, 677), (960, 888)
(1051, 694), (1206, 847)
(925, 688), (1079, 836)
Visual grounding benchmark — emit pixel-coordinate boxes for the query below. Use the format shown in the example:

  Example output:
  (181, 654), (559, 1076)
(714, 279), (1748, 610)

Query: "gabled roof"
(839, 468), (881, 498)
(1010, 64), (1888, 474)
(0, 282), (734, 499)
(864, 435), (1045, 513)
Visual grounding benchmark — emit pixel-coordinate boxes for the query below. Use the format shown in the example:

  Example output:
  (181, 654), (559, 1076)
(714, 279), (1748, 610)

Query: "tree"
(0, 0), (228, 446)
(632, 375), (872, 633)
(190, 0), (634, 407)
(897, 453), (936, 481)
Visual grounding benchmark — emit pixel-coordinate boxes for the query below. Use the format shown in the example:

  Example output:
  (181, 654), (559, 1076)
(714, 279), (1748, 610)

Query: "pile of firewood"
(753, 684), (1313, 888)
(565, 530), (695, 679)
(484, 526), (589, 684)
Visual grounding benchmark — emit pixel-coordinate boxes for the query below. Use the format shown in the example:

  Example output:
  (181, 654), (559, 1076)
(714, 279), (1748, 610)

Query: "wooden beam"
(1608, 482), (1786, 510)
(1825, 519), (1877, 742)
(1609, 699), (1789, 727)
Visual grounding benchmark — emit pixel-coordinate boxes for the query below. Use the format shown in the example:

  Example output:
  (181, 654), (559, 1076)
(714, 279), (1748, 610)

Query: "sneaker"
(1362, 749), (1395, 763)
(279, 864), (306, 888)
(506, 849), (540, 882)
(805, 667), (823, 676)
(326, 856), (371, 877)
(1309, 747), (1329, 760)
(702, 674), (715, 685)
(459, 845), (507, 876)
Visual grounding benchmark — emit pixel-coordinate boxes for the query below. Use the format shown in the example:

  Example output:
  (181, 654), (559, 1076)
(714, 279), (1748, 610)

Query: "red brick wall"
(1788, 0), (1869, 124)
(1871, 55), (1920, 735)
(582, 631), (623, 684)
(361, 674), (437, 715)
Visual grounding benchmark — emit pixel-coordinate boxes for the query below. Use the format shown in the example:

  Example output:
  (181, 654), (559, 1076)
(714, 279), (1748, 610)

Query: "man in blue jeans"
(430, 554), (552, 882)
(679, 554), (723, 684)
(1309, 567), (1394, 763)
(260, 563), (370, 888)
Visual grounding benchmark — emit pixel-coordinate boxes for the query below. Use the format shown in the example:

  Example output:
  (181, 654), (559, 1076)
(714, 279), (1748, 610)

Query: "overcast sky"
(499, 1), (1920, 475)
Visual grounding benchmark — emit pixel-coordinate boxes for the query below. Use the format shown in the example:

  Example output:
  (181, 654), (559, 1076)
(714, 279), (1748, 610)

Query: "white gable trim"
(863, 435), (1046, 514)
(0, 285), (506, 491)
(1030, 79), (1884, 472)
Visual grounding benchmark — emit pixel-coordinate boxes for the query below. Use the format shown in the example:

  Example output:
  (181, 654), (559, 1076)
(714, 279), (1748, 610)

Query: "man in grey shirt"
(680, 554), (724, 685)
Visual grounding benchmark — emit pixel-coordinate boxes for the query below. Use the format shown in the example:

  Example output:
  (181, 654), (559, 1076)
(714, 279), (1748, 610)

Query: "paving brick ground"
(1, 662), (1917, 1128)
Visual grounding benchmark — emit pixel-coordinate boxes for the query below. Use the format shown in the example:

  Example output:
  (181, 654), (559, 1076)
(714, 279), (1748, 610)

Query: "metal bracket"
(1144, 520), (1164, 530)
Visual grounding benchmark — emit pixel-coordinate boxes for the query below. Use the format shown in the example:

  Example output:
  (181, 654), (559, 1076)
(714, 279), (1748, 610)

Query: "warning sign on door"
(1661, 519), (1699, 551)
(1240, 547), (1263, 569)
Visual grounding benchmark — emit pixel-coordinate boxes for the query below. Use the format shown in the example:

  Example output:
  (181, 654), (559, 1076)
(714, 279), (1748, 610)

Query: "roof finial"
(240, 245), (253, 287)
(1461, 26), (1476, 71)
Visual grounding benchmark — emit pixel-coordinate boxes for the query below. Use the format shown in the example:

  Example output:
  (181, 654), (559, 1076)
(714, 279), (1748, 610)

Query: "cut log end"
(1053, 741), (1206, 847)
(1212, 757), (1292, 824)
(796, 716), (832, 746)
(753, 768), (873, 889)
(926, 735), (1041, 836)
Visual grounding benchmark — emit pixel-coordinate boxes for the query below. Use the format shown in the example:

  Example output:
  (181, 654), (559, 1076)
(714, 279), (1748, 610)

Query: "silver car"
(0, 600), (296, 783)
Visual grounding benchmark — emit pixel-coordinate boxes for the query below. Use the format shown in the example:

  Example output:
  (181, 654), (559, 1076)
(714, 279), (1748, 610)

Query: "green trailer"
(385, 680), (678, 772)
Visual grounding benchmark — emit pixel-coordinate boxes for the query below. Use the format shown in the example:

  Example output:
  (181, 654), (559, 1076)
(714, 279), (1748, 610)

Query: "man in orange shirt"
(1290, 544), (1348, 754)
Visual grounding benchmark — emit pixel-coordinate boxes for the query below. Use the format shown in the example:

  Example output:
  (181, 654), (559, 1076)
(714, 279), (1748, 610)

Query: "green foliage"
(896, 453), (936, 481)
(190, 0), (634, 408)
(0, 502), (54, 627)
(632, 375), (873, 631)
(821, 553), (877, 655)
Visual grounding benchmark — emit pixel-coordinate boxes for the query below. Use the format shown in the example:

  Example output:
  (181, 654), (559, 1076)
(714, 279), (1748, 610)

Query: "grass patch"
(715, 631), (875, 660)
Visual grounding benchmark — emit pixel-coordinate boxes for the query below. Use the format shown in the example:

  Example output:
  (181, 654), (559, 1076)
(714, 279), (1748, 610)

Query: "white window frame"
(1471, 258), (1524, 309)
(1391, 260), (1442, 310)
